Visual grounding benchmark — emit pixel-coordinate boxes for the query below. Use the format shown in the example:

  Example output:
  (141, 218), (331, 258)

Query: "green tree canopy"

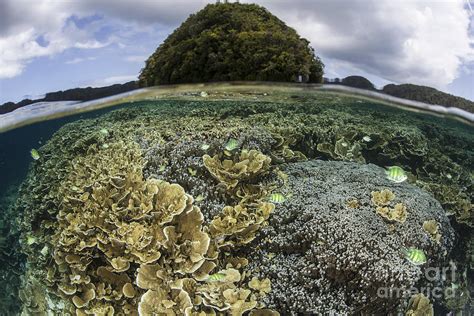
(382, 84), (474, 112)
(139, 3), (324, 86)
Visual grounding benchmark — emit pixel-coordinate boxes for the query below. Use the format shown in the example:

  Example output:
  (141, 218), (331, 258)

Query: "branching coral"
(244, 160), (454, 314)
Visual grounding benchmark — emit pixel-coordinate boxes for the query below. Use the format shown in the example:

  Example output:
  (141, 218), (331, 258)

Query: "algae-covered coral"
(12, 93), (473, 314)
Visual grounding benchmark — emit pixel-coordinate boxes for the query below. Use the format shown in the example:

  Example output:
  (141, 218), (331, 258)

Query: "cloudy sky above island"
(0, 0), (473, 103)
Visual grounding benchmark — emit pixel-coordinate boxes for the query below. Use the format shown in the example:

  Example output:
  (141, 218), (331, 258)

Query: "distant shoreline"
(2, 78), (473, 117)
(0, 82), (472, 133)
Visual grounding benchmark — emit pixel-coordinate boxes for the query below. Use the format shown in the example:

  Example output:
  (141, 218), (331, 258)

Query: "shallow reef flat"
(2, 95), (472, 314)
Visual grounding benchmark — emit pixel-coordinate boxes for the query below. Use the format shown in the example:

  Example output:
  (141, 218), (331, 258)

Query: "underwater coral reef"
(6, 94), (473, 314)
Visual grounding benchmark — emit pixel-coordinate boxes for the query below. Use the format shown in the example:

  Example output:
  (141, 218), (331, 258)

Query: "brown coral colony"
(30, 140), (276, 315)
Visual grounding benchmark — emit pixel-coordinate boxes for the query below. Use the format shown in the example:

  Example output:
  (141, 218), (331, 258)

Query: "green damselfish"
(403, 247), (427, 265)
(385, 166), (407, 183)
(30, 149), (40, 160)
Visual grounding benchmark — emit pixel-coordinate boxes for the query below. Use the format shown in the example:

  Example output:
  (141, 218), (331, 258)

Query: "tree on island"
(139, 2), (324, 86)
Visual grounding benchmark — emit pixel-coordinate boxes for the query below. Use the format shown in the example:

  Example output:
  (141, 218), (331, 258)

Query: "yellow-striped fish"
(207, 272), (226, 282)
(385, 166), (407, 183)
(201, 144), (210, 151)
(30, 149), (40, 160)
(224, 138), (239, 151)
(269, 193), (286, 204)
(403, 247), (426, 265)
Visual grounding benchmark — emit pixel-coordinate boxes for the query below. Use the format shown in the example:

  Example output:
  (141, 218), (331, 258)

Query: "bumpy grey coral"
(243, 160), (455, 315)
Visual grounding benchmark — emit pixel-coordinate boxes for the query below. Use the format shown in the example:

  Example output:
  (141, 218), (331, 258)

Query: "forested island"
(139, 3), (324, 86)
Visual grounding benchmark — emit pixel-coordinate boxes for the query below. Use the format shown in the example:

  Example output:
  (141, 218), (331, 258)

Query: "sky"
(0, 0), (473, 104)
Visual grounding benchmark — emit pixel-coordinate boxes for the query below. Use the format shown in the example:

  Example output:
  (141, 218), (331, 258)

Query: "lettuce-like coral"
(405, 293), (433, 316)
(423, 220), (441, 243)
(18, 140), (274, 315)
(203, 149), (271, 190)
(269, 130), (306, 163)
(49, 142), (216, 313)
(371, 189), (408, 223)
(316, 132), (365, 163)
(210, 202), (274, 246)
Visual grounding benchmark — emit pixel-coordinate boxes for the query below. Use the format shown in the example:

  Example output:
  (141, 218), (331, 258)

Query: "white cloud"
(70, 0), (209, 26)
(65, 57), (97, 64)
(91, 74), (138, 86)
(257, 0), (474, 89)
(0, 0), (111, 79)
(0, 28), (68, 78)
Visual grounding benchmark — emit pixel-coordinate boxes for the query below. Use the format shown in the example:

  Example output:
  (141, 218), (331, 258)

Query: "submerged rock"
(244, 160), (455, 315)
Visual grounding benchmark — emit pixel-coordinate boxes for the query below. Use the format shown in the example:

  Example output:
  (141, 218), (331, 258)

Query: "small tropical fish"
(99, 128), (109, 136)
(195, 195), (205, 202)
(188, 167), (197, 176)
(40, 245), (49, 256)
(30, 149), (40, 160)
(385, 166), (407, 183)
(26, 235), (37, 245)
(269, 193), (286, 204)
(362, 136), (372, 142)
(403, 247), (427, 265)
(200, 91), (208, 98)
(207, 272), (226, 282)
(201, 144), (210, 151)
(224, 138), (239, 151)
(266, 252), (276, 260)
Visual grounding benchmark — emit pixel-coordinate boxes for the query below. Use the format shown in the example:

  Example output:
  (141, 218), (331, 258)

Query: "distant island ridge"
(1, 77), (472, 115)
